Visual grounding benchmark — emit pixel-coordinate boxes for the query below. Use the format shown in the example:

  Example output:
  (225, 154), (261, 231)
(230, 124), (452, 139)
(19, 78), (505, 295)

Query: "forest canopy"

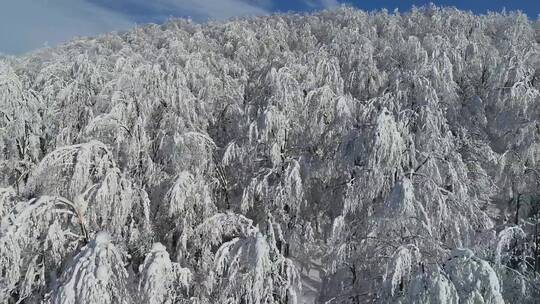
(0, 5), (539, 304)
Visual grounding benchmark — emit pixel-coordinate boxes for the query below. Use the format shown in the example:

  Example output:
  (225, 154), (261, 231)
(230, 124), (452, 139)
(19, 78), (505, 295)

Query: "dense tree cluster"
(0, 5), (539, 303)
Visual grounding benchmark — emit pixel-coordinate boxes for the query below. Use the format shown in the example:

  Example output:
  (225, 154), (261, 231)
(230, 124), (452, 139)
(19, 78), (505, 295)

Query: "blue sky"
(1, 0), (538, 55)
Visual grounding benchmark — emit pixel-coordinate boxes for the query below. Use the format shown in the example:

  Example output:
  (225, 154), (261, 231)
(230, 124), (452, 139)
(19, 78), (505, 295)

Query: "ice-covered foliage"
(50, 232), (133, 304)
(0, 187), (15, 219)
(82, 167), (152, 250)
(0, 195), (86, 302)
(213, 230), (300, 304)
(25, 141), (115, 199)
(444, 249), (504, 304)
(405, 270), (459, 304)
(382, 248), (506, 304)
(0, 4), (539, 303)
(495, 226), (527, 266)
(138, 243), (191, 304)
(383, 245), (422, 298)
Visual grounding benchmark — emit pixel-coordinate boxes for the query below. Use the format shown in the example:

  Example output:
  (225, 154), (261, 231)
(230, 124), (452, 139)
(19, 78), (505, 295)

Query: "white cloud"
(243, 0), (274, 9)
(0, 0), (134, 54)
(0, 0), (271, 54)
(153, 0), (269, 20)
(320, 0), (340, 8)
(304, 0), (340, 9)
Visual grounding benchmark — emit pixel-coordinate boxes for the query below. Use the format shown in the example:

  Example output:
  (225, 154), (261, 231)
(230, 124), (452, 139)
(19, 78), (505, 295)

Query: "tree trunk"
(515, 194), (522, 225)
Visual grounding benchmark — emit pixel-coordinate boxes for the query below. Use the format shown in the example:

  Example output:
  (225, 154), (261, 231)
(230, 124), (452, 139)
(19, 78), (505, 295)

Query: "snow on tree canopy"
(405, 269), (459, 304)
(50, 232), (133, 304)
(1, 4), (539, 304)
(383, 245), (422, 298)
(213, 228), (300, 304)
(0, 195), (86, 302)
(444, 249), (505, 304)
(25, 141), (115, 199)
(138, 242), (191, 304)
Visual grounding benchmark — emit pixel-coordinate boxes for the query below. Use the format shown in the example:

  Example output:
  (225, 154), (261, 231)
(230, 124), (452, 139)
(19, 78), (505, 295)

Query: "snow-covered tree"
(138, 243), (191, 304)
(1, 4), (539, 303)
(0, 195), (87, 302)
(50, 232), (133, 304)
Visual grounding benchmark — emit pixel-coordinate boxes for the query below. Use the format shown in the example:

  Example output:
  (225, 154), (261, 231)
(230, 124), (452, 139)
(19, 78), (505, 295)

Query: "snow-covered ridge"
(0, 5), (539, 304)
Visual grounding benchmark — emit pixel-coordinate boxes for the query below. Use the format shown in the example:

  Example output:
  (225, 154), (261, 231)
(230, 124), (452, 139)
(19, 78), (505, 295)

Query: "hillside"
(0, 5), (539, 304)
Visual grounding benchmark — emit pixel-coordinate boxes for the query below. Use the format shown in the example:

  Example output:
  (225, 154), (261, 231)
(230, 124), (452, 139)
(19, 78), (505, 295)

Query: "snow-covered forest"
(0, 5), (539, 303)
